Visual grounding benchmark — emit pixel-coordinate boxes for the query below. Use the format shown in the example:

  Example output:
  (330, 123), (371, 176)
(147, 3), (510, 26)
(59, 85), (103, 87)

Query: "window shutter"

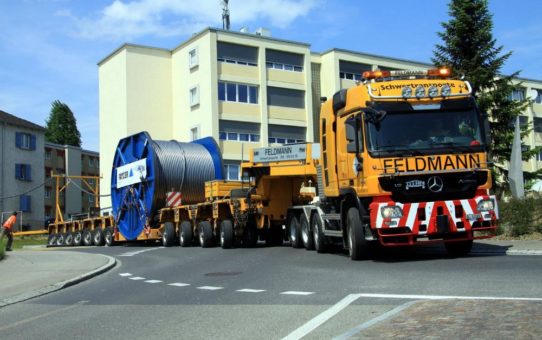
(30, 134), (36, 150)
(15, 132), (22, 148)
(26, 165), (32, 181)
(15, 164), (21, 179)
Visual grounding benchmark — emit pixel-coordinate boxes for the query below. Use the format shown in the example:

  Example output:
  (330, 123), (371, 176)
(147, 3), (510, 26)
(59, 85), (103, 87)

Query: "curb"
(0, 254), (117, 308)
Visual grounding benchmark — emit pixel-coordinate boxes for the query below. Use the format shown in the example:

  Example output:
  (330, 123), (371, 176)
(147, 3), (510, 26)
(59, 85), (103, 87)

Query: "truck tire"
(93, 228), (105, 246)
(220, 220), (234, 249)
(180, 221), (193, 247)
(55, 233), (65, 247)
(288, 216), (302, 248)
(162, 222), (176, 247)
(104, 227), (114, 247)
(82, 228), (93, 246)
(47, 234), (57, 247)
(445, 240), (473, 257)
(242, 217), (258, 248)
(64, 232), (74, 246)
(347, 207), (370, 260)
(301, 215), (315, 250)
(311, 213), (327, 253)
(73, 230), (83, 246)
(198, 221), (214, 248)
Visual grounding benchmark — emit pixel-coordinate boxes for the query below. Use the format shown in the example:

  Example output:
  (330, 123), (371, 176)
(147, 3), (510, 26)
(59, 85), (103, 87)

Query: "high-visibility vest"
(2, 215), (16, 230)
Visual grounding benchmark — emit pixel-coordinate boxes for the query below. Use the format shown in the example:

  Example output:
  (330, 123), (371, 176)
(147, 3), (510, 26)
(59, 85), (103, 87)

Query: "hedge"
(497, 195), (542, 237)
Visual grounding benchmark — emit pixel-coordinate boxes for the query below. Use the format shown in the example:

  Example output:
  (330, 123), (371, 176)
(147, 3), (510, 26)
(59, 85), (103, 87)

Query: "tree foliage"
(45, 100), (82, 147)
(432, 0), (540, 192)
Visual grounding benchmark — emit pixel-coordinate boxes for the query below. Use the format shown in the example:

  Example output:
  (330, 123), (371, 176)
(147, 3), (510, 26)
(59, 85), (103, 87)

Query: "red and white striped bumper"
(369, 196), (498, 246)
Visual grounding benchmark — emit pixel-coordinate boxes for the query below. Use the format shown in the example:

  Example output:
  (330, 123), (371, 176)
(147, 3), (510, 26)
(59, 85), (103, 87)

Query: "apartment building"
(98, 27), (542, 207)
(44, 143), (100, 221)
(0, 110), (46, 230)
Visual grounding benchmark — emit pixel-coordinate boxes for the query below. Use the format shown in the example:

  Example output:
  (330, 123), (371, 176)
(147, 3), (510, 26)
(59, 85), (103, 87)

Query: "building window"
(15, 132), (36, 150)
(89, 195), (95, 203)
(45, 150), (51, 160)
(534, 117), (542, 133)
(217, 42), (258, 66)
(267, 87), (305, 109)
(20, 195), (31, 212)
(219, 121), (260, 143)
(218, 82), (258, 104)
(509, 88), (525, 101)
(190, 86), (199, 107)
(191, 126), (199, 141)
(268, 124), (306, 145)
(268, 137), (305, 145)
(189, 47), (198, 69)
(266, 49), (303, 72)
(224, 163), (240, 180)
(339, 61), (372, 81)
(45, 187), (51, 199)
(15, 164), (32, 181)
(535, 89), (542, 104)
(89, 158), (94, 167)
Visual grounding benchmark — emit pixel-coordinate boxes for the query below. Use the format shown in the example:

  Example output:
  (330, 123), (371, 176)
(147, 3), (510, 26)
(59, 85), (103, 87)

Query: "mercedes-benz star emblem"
(427, 176), (444, 192)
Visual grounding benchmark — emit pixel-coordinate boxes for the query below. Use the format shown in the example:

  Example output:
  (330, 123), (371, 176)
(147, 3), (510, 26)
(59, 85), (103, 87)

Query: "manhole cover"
(204, 271), (242, 277)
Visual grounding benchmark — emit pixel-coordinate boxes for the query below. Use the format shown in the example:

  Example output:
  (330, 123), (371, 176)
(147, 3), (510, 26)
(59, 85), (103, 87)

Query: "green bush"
(0, 230), (6, 260)
(498, 196), (542, 237)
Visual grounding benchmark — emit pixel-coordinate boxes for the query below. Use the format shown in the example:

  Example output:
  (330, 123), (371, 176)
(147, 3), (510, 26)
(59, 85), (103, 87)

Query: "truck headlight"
(402, 86), (412, 98)
(477, 199), (495, 212)
(415, 85), (425, 98)
(428, 85), (439, 98)
(441, 84), (451, 97)
(381, 206), (403, 219)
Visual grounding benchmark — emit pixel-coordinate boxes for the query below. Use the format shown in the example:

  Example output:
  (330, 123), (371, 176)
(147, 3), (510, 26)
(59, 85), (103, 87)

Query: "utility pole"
(222, 0), (230, 30)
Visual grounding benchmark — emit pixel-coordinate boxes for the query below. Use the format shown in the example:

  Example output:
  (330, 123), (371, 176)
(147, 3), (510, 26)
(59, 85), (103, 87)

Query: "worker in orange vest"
(2, 211), (17, 251)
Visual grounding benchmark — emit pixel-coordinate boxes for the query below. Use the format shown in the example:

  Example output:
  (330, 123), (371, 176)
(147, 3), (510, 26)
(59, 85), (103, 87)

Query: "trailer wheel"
(198, 221), (214, 248)
(64, 232), (74, 246)
(162, 222), (176, 247)
(47, 234), (57, 247)
(288, 216), (302, 248)
(82, 228), (92, 246)
(104, 227), (114, 247)
(301, 215), (315, 250)
(180, 221), (193, 247)
(311, 213), (327, 253)
(93, 228), (105, 246)
(220, 220), (234, 249)
(73, 231), (83, 246)
(347, 207), (370, 260)
(444, 240), (473, 257)
(55, 233), (65, 247)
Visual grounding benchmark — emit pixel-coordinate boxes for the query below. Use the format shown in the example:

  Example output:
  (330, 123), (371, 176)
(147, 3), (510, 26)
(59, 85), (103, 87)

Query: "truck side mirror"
(345, 116), (359, 153)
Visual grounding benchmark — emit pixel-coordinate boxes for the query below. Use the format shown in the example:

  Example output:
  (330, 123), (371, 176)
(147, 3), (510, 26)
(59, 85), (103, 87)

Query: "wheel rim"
(290, 224), (296, 242)
(313, 224), (319, 245)
(74, 233), (82, 243)
(220, 230), (225, 246)
(66, 235), (73, 244)
(348, 227), (353, 256)
(301, 223), (308, 244)
(199, 227), (204, 245)
(84, 232), (91, 244)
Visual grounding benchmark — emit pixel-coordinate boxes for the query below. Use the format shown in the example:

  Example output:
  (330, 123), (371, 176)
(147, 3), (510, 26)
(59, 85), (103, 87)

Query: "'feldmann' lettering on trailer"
(265, 147), (292, 156)
(383, 154), (481, 172)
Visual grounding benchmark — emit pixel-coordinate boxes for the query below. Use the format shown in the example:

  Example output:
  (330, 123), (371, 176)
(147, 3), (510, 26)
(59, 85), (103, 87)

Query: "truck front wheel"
(288, 216), (302, 248)
(311, 213), (327, 253)
(301, 215), (314, 250)
(347, 207), (370, 260)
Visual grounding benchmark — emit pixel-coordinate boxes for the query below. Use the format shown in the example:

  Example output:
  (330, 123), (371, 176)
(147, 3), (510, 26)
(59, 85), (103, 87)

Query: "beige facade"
(98, 27), (542, 207)
(44, 143), (100, 220)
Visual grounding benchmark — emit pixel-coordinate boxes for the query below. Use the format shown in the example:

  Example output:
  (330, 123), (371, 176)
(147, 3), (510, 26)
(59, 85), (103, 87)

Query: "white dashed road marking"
(281, 291), (314, 296)
(359, 293), (542, 301)
(144, 280), (163, 284)
(197, 286), (224, 291)
(168, 283), (190, 287)
(129, 277), (146, 280)
(282, 294), (362, 340)
(236, 289), (266, 293)
(119, 273), (132, 277)
(119, 247), (164, 257)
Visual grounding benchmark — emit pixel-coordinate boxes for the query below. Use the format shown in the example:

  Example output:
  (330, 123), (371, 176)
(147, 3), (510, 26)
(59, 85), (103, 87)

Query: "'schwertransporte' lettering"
(383, 154), (481, 172)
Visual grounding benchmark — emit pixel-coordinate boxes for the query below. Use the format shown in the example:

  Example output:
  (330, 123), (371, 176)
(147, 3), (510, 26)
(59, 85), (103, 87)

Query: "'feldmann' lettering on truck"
(382, 154), (481, 172)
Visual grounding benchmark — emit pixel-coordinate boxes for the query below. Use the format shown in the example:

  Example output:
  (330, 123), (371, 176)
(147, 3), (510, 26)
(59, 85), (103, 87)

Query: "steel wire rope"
(0, 177), (53, 200)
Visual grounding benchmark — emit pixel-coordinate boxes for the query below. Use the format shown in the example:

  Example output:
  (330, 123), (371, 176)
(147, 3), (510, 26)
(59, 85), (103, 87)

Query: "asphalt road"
(1, 243), (541, 339)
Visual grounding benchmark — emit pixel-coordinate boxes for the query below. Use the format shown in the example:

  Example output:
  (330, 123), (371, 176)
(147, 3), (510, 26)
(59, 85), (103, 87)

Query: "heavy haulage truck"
(48, 67), (498, 260)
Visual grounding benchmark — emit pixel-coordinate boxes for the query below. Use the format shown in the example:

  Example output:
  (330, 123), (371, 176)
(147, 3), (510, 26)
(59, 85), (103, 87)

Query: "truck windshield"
(365, 108), (485, 157)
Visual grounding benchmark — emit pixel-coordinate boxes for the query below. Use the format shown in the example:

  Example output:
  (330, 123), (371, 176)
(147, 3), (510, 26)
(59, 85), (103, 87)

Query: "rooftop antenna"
(222, 0), (230, 30)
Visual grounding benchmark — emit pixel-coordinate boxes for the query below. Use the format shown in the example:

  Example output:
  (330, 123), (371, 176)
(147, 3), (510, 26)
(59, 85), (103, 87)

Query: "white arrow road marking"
(236, 289), (266, 293)
(197, 286), (223, 291)
(119, 273), (132, 277)
(168, 283), (190, 287)
(281, 291), (314, 296)
(144, 280), (162, 284)
(129, 276), (146, 280)
(282, 294), (362, 340)
(118, 247), (164, 257)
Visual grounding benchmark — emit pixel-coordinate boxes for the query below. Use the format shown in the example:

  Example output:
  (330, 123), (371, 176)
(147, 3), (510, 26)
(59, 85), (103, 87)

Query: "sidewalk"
(0, 249), (116, 308)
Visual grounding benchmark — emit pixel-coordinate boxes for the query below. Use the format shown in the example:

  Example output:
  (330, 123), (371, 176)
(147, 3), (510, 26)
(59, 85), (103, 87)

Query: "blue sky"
(1, 0), (540, 151)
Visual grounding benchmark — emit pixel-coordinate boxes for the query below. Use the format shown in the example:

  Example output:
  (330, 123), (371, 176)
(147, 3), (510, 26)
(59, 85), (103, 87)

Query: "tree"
(432, 0), (540, 194)
(45, 100), (82, 147)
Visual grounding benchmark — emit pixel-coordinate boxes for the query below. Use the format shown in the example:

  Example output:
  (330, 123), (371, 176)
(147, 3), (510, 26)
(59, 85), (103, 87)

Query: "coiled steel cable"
(151, 140), (216, 210)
